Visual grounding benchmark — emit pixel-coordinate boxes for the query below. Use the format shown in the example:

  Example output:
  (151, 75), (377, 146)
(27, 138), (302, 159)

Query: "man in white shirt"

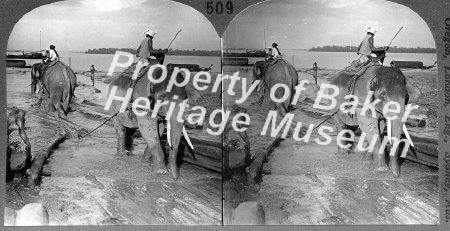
(48, 45), (59, 62)
(270, 42), (281, 59)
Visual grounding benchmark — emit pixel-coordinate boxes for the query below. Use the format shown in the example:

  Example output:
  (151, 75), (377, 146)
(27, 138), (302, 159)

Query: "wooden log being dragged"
(246, 136), (284, 185)
(28, 127), (67, 187)
(222, 106), (251, 177)
(7, 107), (31, 182)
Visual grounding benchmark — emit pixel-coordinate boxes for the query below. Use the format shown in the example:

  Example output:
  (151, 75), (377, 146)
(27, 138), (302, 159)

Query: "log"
(28, 128), (67, 187)
(246, 136), (284, 185)
(7, 108), (31, 182)
(222, 106), (251, 177)
(160, 134), (222, 173)
(405, 115), (427, 127)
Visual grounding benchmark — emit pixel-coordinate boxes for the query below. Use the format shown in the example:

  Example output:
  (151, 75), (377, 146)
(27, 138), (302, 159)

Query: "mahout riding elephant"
(330, 66), (421, 177)
(252, 59), (299, 116)
(106, 66), (200, 180)
(33, 61), (77, 118)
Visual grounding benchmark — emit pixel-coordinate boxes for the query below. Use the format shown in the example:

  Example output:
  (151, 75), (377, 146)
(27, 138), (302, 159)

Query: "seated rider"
(46, 45), (59, 63)
(266, 42), (281, 62)
(137, 28), (168, 67)
(41, 45), (59, 76)
(129, 28), (169, 92)
(355, 27), (388, 76)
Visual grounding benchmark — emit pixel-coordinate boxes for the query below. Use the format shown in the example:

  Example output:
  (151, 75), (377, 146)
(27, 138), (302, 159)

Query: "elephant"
(252, 59), (299, 116)
(330, 66), (421, 177)
(33, 61), (77, 118)
(106, 65), (200, 180)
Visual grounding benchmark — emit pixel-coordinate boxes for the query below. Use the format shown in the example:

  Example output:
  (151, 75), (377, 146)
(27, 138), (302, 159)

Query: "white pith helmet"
(365, 27), (377, 34)
(143, 28), (156, 37)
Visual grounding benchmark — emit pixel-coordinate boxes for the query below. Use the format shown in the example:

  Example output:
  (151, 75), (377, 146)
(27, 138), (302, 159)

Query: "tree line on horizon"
(85, 48), (221, 56)
(309, 45), (436, 53)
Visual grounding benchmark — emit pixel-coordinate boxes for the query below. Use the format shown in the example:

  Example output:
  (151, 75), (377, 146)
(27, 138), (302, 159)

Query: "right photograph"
(222, 0), (438, 225)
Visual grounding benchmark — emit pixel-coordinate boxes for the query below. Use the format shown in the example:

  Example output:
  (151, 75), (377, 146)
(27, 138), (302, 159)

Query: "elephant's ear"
(405, 79), (422, 104)
(185, 84), (201, 104)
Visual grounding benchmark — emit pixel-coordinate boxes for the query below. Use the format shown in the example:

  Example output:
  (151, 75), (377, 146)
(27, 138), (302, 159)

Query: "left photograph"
(5, 0), (222, 225)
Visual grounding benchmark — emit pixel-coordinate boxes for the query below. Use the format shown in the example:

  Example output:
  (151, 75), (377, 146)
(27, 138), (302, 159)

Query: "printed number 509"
(206, 1), (233, 14)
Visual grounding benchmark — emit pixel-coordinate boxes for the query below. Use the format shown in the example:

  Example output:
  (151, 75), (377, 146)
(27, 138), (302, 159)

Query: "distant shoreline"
(309, 45), (436, 53)
(85, 48), (221, 56)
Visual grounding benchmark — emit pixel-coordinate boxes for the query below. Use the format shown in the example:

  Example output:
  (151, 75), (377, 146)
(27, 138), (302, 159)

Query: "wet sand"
(223, 65), (439, 225)
(5, 69), (221, 225)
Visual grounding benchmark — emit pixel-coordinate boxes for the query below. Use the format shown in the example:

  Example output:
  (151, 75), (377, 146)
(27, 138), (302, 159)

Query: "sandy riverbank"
(223, 65), (439, 225)
(5, 69), (222, 225)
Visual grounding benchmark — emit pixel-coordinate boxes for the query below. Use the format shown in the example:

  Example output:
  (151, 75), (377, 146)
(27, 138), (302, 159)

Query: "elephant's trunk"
(168, 119), (183, 180)
(385, 101), (407, 177)
(391, 118), (403, 146)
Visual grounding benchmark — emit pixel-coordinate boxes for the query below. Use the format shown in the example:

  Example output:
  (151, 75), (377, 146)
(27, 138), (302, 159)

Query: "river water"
(250, 50), (437, 70)
(9, 51), (436, 72)
(9, 51), (222, 73)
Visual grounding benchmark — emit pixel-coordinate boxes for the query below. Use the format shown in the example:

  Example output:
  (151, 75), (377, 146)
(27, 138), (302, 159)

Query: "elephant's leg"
(32, 86), (44, 108)
(112, 117), (128, 156)
(390, 152), (400, 178)
(124, 127), (135, 155)
(358, 115), (388, 171)
(142, 122), (164, 163)
(142, 145), (152, 163)
(137, 116), (167, 174)
(55, 97), (67, 119)
(333, 114), (352, 154)
(32, 97), (43, 108)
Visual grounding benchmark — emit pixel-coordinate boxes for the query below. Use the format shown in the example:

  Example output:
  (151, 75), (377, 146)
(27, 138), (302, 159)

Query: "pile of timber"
(166, 63), (212, 72)
(405, 127), (438, 168)
(390, 61), (424, 69)
(223, 58), (251, 66)
(7, 59), (26, 67)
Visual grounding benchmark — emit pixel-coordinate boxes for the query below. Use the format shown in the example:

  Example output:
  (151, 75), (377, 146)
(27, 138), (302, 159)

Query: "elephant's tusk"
(387, 119), (392, 144)
(183, 126), (194, 150)
(167, 121), (172, 148)
(403, 123), (414, 147)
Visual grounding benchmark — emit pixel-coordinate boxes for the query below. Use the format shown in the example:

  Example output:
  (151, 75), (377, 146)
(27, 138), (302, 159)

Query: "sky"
(224, 0), (436, 50)
(7, 0), (436, 52)
(7, 0), (220, 51)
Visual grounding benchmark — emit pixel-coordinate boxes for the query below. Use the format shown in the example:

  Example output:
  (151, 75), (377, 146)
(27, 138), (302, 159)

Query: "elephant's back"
(44, 64), (66, 85)
(265, 59), (297, 86)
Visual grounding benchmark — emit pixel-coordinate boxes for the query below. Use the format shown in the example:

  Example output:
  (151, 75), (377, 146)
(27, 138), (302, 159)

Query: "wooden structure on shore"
(223, 57), (252, 66)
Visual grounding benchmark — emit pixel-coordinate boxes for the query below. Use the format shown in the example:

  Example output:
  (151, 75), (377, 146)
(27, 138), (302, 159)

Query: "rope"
(311, 110), (339, 131)
(78, 111), (119, 139)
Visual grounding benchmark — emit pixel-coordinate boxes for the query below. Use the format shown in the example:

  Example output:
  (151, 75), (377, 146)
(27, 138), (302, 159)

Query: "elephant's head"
(253, 61), (266, 83)
(150, 68), (201, 179)
(371, 67), (421, 160)
(30, 63), (43, 94)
